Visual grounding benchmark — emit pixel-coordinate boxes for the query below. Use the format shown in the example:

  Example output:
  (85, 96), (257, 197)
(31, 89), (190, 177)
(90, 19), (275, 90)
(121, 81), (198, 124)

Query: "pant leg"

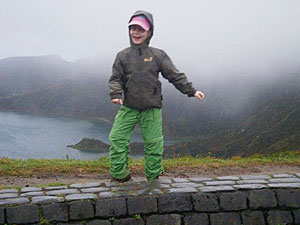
(109, 106), (138, 179)
(139, 108), (164, 181)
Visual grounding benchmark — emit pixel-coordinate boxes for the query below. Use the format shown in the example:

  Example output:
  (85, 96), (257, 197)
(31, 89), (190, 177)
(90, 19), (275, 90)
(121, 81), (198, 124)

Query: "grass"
(0, 150), (299, 177)
(164, 150), (300, 169)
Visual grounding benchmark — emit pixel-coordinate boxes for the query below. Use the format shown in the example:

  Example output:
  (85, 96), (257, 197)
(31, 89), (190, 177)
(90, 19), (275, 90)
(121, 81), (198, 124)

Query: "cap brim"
(128, 21), (150, 31)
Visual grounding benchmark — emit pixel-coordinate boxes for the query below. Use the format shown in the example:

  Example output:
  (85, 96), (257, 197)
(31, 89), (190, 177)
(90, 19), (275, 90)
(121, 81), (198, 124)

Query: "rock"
(67, 138), (110, 151)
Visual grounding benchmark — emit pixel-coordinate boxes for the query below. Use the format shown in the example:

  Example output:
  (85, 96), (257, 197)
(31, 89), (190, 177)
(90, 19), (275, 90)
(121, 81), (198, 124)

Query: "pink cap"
(128, 15), (150, 31)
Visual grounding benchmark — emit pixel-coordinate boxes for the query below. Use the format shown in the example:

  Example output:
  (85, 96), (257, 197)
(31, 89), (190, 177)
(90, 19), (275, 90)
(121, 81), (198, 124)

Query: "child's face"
(129, 25), (150, 45)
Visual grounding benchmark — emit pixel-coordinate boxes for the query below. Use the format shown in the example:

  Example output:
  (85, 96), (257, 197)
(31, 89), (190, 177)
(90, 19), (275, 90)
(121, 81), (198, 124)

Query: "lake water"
(0, 112), (139, 160)
(0, 111), (178, 160)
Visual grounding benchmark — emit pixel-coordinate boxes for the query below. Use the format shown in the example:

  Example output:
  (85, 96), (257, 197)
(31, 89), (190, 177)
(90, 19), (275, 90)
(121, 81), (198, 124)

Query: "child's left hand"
(194, 91), (205, 100)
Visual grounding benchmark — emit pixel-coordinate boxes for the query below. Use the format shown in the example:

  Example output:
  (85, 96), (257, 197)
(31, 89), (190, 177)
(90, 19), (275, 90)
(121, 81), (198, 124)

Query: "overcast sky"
(1, 0), (300, 78)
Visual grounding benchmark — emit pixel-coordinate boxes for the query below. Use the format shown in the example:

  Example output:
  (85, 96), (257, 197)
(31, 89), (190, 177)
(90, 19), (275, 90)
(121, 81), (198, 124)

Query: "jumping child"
(108, 10), (205, 182)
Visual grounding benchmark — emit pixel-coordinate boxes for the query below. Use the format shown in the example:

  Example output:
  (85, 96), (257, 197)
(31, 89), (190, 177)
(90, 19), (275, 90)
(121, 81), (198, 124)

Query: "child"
(108, 10), (204, 182)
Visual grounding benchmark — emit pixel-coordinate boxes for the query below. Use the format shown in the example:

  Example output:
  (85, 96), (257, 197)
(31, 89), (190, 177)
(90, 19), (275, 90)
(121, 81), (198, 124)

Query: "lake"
(0, 111), (178, 160)
(0, 112), (141, 160)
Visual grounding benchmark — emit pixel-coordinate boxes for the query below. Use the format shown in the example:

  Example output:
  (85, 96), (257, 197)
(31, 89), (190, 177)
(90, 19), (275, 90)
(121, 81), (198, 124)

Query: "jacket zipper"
(138, 47), (142, 109)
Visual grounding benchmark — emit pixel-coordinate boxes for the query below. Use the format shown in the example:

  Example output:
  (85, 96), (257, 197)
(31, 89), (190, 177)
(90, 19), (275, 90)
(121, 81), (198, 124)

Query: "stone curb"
(0, 172), (299, 224)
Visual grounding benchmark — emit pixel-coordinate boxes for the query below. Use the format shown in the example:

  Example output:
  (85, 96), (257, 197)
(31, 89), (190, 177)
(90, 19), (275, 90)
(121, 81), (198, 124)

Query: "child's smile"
(130, 25), (150, 45)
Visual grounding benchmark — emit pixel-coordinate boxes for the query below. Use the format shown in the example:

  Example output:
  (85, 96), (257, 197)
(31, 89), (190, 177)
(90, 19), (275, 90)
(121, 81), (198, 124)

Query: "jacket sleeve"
(109, 53), (125, 100)
(160, 50), (196, 97)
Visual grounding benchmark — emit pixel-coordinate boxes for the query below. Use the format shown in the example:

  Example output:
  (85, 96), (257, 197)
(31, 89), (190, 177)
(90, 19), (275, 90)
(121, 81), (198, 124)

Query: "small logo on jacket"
(144, 57), (153, 62)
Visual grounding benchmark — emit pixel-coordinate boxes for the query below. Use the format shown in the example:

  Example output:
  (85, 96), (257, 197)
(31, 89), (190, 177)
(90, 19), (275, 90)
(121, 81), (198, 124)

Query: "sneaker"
(155, 172), (164, 179)
(151, 172), (164, 181)
(111, 174), (132, 183)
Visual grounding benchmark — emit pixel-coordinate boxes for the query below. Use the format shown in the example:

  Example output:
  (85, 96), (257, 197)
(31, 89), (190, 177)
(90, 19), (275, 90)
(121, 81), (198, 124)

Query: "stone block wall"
(1, 188), (300, 225)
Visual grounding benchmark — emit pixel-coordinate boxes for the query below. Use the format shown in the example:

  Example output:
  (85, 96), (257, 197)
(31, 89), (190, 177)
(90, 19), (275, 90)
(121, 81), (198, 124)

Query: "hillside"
(0, 55), (77, 97)
(166, 75), (300, 157)
(0, 55), (299, 157)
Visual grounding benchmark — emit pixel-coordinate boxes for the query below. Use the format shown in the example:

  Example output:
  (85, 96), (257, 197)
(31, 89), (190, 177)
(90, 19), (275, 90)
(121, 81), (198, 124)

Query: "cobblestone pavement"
(1, 173), (300, 206)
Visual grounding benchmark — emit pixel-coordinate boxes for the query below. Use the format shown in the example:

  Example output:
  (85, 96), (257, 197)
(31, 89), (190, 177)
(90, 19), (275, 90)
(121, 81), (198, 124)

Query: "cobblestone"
(0, 197), (30, 205)
(172, 178), (189, 183)
(268, 182), (300, 188)
(168, 188), (198, 193)
(0, 189), (18, 194)
(150, 189), (163, 195)
(65, 193), (97, 201)
(46, 189), (80, 196)
(199, 185), (235, 192)
(204, 180), (236, 186)
(99, 191), (119, 198)
(233, 184), (267, 190)
(21, 191), (45, 197)
(158, 178), (172, 184)
(0, 193), (18, 199)
(171, 182), (203, 188)
(44, 185), (68, 190)
(272, 173), (296, 178)
(216, 176), (240, 180)
(81, 187), (110, 193)
(268, 178), (300, 183)
(241, 175), (271, 180)
(70, 182), (102, 188)
(189, 177), (213, 182)
(32, 196), (64, 204)
(21, 187), (42, 192)
(236, 179), (268, 184)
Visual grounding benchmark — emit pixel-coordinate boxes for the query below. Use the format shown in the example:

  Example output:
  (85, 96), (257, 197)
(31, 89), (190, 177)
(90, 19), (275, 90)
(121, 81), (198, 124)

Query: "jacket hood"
(128, 10), (154, 47)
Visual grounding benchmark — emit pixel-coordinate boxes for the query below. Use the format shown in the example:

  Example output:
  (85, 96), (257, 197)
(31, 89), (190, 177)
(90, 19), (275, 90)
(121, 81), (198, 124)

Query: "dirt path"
(1, 164), (299, 187)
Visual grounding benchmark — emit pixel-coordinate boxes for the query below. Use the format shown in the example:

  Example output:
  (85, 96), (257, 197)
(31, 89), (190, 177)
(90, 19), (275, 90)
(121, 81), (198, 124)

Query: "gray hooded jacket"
(109, 10), (196, 111)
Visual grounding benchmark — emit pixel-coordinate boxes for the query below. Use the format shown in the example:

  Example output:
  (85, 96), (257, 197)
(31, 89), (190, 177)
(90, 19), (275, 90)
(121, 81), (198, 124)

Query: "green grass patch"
(0, 185), (21, 190)
(164, 150), (300, 169)
(0, 150), (299, 177)
(36, 182), (70, 188)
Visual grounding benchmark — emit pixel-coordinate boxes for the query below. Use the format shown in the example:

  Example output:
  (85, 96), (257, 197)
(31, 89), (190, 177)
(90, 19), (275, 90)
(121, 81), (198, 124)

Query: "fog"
(1, 0), (300, 83)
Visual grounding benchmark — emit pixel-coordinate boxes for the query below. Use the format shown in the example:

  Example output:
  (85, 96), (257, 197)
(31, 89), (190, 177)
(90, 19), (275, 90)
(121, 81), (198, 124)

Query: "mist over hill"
(0, 55), (299, 157)
(0, 55), (77, 96)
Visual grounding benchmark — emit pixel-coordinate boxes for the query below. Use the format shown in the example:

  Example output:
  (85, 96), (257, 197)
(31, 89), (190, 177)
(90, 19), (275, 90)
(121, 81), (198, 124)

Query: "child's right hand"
(111, 99), (123, 105)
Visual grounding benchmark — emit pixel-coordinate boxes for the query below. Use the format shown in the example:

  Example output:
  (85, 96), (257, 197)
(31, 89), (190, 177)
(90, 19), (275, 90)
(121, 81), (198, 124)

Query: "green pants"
(109, 105), (164, 181)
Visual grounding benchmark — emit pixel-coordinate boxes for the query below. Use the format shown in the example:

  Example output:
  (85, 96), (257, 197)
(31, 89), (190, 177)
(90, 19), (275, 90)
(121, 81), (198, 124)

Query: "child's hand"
(194, 91), (205, 100)
(111, 99), (123, 105)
